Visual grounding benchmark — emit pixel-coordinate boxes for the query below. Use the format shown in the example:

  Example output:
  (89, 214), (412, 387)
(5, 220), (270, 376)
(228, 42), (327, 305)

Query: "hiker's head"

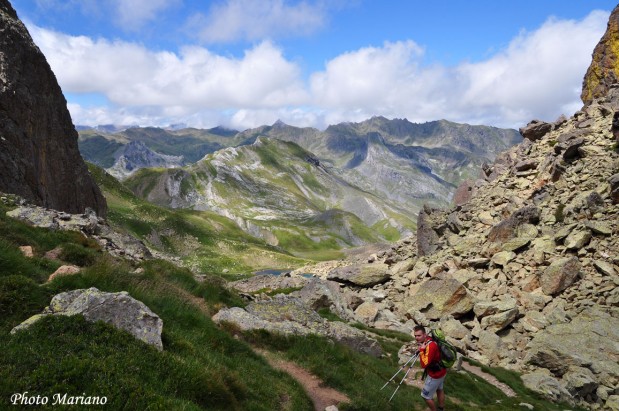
(413, 325), (427, 343)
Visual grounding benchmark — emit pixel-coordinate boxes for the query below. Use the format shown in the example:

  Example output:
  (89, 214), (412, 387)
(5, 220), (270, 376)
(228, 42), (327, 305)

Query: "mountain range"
(79, 117), (521, 251)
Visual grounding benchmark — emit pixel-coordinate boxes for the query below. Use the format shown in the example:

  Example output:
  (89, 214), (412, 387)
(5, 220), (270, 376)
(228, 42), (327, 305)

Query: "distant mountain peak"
(272, 119), (288, 128)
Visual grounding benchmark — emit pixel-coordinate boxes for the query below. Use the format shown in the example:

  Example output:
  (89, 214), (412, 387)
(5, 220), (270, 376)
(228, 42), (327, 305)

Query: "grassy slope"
(123, 139), (412, 257)
(0, 198), (582, 410)
(88, 163), (308, 277)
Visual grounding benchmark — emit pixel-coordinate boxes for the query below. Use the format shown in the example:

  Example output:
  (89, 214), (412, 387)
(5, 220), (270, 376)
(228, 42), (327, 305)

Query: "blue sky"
(11, 0), (618, 130)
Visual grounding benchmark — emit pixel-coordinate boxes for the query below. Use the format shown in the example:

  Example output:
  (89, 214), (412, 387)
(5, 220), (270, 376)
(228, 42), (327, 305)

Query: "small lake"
(254, 269), (314, 278)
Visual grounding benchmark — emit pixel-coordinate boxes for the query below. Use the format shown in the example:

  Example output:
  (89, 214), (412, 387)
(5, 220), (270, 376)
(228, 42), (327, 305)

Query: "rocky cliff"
(582, 4), (619, 105)
(0, 0), (107, 216)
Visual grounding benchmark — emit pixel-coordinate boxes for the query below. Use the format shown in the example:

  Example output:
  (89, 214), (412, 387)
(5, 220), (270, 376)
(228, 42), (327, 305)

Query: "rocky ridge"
(308, 90), (619, 408)
(215, 64), (619, 410)
(0, 0), (107, 217)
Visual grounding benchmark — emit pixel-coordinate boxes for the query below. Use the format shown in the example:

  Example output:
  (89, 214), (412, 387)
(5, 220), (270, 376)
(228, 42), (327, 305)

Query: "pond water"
(254, 269), (314, 278)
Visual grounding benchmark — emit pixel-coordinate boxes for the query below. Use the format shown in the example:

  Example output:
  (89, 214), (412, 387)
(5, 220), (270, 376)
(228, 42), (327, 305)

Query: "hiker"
(414, 325), (446, 411)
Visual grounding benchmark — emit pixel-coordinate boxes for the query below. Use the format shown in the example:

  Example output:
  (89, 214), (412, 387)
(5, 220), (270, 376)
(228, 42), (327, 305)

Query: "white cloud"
(30, 25), (307, 111)
(27, 10), (608, 130)
(309, 10), (608, 128)
(186, 0), (326, 43)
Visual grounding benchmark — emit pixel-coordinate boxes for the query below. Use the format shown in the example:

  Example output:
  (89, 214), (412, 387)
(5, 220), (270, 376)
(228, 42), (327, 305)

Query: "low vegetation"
(0, 197), (582, 410)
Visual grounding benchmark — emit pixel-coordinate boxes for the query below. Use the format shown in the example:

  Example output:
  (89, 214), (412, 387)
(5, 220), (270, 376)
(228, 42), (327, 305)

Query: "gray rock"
(488, 206), (540, 243)
(607, 395), (619, 411)
(230, 274), (310, 294)
(514, 159), (539, 171)
(327, 263), (391, 287)
(296, 278), (354, 321)
(212, 296), (382, 357)
(480, 308), (519, 332)
(539, 257), (581, 296)
(521, 369), (574, 404)
(585, 221), (613, 236)
(593, 260), (617, 276)
(0, 1), (107, 216)
(477, 330), (503, 362)
(417, 206), (441, 256)
(563, 366), (598, 398)
(564, 229), (592, 250)
(519, 120), (553, 141)
(525, 308), (619, 381)
(474, 299), (517, 318)
(491, 251), (516, 266)
(610, 173), (619, 204)
(11, 288), (163, 350)
(405, 273), (475, 320)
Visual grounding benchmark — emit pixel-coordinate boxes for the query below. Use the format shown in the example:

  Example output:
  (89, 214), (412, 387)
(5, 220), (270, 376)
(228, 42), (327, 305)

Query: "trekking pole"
(388, 355), (417, 402)
(380, 352), (418, 390)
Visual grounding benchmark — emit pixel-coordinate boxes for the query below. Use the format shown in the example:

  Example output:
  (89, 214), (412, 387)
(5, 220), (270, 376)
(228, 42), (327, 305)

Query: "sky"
(11, 0), (619, 131)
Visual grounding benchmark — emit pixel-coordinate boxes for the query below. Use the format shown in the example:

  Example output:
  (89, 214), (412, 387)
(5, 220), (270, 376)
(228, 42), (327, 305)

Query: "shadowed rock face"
(0, 0), (107, 216)
(581, 5), (619, 105)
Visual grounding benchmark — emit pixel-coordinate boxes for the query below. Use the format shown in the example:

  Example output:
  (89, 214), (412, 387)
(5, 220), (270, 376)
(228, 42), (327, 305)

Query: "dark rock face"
(0, 0), (107, 216)
(519, 120), (553, 142)
(581, 5), (619, 105)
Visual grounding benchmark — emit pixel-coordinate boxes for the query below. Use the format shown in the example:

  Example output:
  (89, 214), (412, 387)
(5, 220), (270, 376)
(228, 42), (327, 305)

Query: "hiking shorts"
(421, 375), (445, 400)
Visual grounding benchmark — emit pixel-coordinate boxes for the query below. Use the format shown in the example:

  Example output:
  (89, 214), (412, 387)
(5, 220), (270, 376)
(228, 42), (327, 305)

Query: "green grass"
(0, 217), (312, 410)
(88, 163), (310, 275)
(0, 199), (583, 411)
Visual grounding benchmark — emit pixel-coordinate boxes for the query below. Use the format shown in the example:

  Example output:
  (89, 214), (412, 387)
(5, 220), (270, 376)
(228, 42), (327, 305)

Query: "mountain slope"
(124, 138), (415, 256)
(235, 117), (522, 215)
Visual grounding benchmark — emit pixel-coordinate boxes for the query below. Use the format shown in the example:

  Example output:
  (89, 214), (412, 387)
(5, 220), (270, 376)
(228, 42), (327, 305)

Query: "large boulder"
(539, 257), (581, 296)
(522, 369), (574, 405)
(229, 274), (310, 294)
(11, 288), (163, 350)
(524, 308), (619, 383)
(327, 263), (391, 287)
(610, 173), (619, 205)
(487, 205), (540, 243)
(417, 206), (441, 256)
(212, 296), (382, 357)
(403, 273), (475, 320)
(0, 0), (106, 216)
(294, 278), (355, 321)
(519, 120), (553, 142)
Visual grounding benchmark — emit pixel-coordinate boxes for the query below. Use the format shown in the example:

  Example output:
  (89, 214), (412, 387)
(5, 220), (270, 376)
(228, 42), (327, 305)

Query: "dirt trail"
(255, 349), (349, 411)
(460, 361), (517, 397)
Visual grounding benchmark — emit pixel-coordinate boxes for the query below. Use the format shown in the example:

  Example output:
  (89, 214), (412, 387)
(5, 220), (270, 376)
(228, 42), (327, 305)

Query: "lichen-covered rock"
(522, 369), (574, 405)
(229, 273), (309, 294)
(0, 0), (106, 216)
(610, 173), (619, 205)
(11, 288), (163, 350)
(519, 120), (553, 142)
(487, 206), (540, 243)
(327, 263), (390, 287)
(404, 273), (475, 320)
(525, 308), (619, 381)
(294, 278), (355, 321)
(563, 367), (598, 398)
(581, 5), (619, 105)
(212, 296), (382, 357)
(539, 257), (581, 296)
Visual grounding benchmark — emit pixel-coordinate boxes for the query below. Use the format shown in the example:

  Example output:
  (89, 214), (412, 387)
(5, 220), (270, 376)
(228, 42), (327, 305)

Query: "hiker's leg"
(437, 388), (445, 408)
(421, 376), (440, 411)
(424, 398), (437, 411)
